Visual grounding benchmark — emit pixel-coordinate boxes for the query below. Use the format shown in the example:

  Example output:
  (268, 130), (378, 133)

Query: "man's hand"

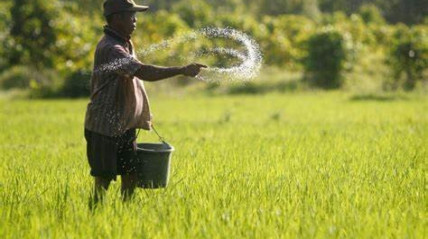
(182, 63), (207, 77)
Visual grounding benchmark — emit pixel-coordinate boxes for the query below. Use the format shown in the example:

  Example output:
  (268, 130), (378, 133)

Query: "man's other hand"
(182, 63), (207, 77)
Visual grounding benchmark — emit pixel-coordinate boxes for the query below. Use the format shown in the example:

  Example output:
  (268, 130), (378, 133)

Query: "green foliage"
(358, 4), (385, 25)
(60, 0), (103, 15)
(0, 1), (11, 71)
(304, 28), (347, 89)
(137, 10), (189, 42)
(1, 0), (427, 96)
(4, 0), (99, 72)
(249, 0), (321, 17)
(387, 26), (428, 90)
(163, 0), (427, 25)
(52, 11), (100, 74)
(205, 0), (245, 13)
(261, 15), (315, 68)
(134, 10), (191, 66)
(8, 0), (58, 68)
(61, 70), (91, 98)
(172, 0), (213, 28)
(318, 0), (426, 25)
(27, 69), (62, 98)
(0, 65), (34, 89)
(0, 65), (69, 97)
(62, 0), (428, 25)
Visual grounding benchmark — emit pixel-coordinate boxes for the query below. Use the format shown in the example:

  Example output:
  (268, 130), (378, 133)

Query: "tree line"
(70, 0), (427, 25)
(0, 0), (426, 97)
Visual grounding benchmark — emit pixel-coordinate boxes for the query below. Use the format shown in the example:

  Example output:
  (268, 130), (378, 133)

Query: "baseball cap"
(103, 0), (149, 17)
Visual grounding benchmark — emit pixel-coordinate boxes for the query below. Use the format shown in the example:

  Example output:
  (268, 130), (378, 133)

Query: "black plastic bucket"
(136, 142), (174, 188)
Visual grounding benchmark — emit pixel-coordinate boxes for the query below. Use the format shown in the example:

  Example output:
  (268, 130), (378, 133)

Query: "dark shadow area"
(275, 80), (301, 93)
(349, 94), (409, 102)
(226, 79), (302, 95)
(227, 82), (268, 95)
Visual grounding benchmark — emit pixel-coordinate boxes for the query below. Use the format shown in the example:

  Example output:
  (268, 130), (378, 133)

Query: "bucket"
(135, 142), (174, 188)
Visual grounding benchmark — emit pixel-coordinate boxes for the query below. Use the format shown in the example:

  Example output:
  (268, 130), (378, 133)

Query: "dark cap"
(103, 0), (149, 17)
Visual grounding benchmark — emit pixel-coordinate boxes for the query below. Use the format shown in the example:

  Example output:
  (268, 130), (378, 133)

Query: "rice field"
(0, 91), (426, 238)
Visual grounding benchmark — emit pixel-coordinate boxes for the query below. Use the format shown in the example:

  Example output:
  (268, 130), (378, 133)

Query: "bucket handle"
(151, 124), (168, 144)
(136, 125), (168, 144)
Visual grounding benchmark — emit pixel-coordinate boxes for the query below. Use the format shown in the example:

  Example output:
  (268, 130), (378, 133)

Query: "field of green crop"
(0, 92), (426, 238)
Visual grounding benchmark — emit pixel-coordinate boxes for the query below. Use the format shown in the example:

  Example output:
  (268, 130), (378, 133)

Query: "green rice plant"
(0, 92), (426, 238)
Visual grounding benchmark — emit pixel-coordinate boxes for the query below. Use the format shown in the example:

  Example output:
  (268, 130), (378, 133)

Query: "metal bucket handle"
(136, 124), (169, 145)
(151, 125), (168, 144)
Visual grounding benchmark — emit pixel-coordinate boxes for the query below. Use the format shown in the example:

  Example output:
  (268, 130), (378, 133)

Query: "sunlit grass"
(0, 92), (426, 238)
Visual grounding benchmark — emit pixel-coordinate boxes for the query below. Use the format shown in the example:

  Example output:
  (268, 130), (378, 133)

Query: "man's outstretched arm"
(135, 63), (207, 82)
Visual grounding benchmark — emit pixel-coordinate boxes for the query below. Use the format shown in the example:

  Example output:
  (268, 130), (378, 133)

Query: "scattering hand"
(182, 63), (207, 77)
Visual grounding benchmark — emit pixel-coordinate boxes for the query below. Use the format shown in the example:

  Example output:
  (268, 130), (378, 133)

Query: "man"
(84, 0), (206, 203)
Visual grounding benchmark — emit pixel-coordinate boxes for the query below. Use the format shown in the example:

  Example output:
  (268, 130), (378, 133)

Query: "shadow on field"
(226, 80), (301, 95)
(349, 94), (409, 102)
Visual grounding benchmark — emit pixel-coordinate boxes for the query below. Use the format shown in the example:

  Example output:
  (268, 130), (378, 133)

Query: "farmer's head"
(103, 0), (149, 36)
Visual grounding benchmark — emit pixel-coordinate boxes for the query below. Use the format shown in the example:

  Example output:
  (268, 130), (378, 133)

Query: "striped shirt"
(84, 26), (151, 137)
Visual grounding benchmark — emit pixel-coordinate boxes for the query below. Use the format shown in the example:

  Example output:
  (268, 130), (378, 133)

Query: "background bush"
(387, 27), (428, 90)
(27, 69), (62, 98)
(60, 70), (91, 98)
(7, 0), (58, 69)
(303, 29), (347, 89)
(358, 4), (386, 25)
(0, 66), (33, 89)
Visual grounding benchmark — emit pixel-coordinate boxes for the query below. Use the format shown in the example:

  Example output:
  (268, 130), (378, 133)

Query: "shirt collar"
(103, 25), (131, 43)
